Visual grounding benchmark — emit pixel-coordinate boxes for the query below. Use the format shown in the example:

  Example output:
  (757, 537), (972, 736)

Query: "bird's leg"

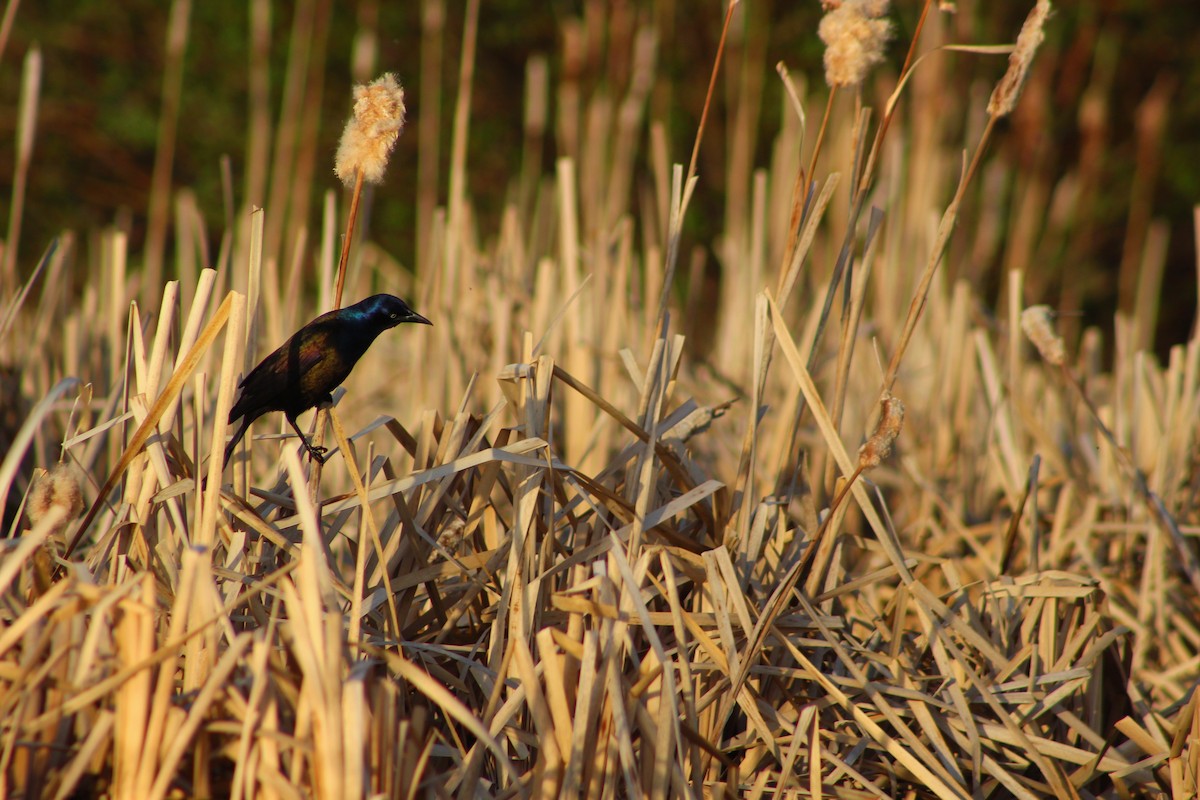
(308, 393), (336, 462)
(285, 412), (328, 464)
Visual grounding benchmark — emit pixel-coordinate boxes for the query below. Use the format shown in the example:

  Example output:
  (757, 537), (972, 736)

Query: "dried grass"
(1, 2), (1196, 798)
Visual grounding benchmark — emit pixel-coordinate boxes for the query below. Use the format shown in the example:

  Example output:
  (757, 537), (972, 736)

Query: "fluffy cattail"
(818, 0), (893, 89)
(1021, 305), (1065, 366)
(26, 463), (85, 539)
(334, 72), (407, 186)
(987, 0), (1051, 117)
(858, 392), (905, 470)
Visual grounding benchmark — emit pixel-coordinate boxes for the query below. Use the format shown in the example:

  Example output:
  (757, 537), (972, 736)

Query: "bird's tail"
(222, 417), (253, 470)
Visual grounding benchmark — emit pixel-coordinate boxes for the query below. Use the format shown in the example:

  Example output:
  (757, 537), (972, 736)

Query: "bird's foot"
(306, 443), (329, 464)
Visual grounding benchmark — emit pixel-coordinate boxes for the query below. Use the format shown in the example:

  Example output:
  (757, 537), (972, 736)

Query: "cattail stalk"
(789, 0), (894, 270)
(333, 170), (365, 310)
(882, 1), (1051, 392)
(961, 0), (1051, 191)
(309, 73), (407, 493)
(654, 0), (737, 342)
(331, 72), (407, 310)
(797, 390), (904, 601)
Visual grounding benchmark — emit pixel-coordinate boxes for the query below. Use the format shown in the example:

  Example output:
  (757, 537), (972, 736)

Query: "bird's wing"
(229, 322), (336, 419)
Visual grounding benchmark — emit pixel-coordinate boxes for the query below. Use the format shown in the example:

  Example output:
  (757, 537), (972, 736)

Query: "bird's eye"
(389, 312), (399, 319)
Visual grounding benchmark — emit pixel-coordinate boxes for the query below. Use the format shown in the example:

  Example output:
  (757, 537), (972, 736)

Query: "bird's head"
(352, 294), (433, 332)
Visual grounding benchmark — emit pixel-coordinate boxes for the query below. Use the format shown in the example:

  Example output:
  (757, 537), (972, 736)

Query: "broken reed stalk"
(65, 294), (235, 557)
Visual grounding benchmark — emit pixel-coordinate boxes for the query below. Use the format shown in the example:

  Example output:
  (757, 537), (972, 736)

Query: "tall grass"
(2, 2), (1197, 798)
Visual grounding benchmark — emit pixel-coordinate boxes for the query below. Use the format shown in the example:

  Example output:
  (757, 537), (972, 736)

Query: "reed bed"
(1, 2), (1197, 798)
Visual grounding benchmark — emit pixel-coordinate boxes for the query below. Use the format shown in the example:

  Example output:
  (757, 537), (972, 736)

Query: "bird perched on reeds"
(223, 294), (431, 469)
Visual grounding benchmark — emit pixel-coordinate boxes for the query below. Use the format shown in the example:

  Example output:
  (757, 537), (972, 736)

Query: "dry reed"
(0, 2), (1195, 799)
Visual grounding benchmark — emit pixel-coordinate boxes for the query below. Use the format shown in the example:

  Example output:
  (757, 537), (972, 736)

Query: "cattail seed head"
(858, 392), (905, 470)
(818, 0), (893, 89)
(26, 463), (85, 539)
(334, 72), (407, 186)
(1021, 305), (1065, 366)
(987, 0), (1051, 118)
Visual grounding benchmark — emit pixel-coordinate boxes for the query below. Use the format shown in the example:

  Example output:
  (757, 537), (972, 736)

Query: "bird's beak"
(409, 311), (432, 326)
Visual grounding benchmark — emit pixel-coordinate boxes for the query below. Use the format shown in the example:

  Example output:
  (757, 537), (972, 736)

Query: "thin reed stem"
(654, 0), (737, 340)
(334, 169), (365, 311)
(803, 88), (837, 218)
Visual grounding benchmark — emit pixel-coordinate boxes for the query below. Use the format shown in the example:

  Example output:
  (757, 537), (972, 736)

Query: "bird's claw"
(306, 444), (329, 464)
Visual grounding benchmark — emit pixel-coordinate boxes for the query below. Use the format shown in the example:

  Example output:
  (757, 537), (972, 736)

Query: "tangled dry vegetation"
(2, 1), (1199, 798)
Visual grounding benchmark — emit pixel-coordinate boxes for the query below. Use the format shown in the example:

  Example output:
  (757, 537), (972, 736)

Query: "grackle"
(222, 294), (431, 469)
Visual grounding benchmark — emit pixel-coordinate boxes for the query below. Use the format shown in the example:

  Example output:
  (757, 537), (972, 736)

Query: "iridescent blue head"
(346, 294), (432, 333)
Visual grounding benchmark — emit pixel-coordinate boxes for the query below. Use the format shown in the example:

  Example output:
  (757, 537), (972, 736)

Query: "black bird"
(222, 294), (431, 469)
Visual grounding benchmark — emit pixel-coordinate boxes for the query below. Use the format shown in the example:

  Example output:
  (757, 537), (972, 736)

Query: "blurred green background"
(1, 0), (1198, 353)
